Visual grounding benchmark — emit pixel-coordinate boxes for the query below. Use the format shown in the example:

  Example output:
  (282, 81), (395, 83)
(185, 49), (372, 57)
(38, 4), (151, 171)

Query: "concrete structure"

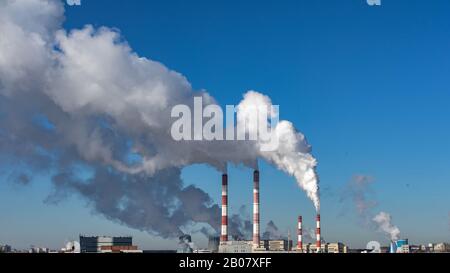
(433, 243), (450, 253)
(389, 239), (410, 253)
(326, 243), (348, 253)
(263, 240), (293, 251)
(219, 240), (294, 253)
(253, 170), (260, 249)
(29, 247), (50, 253)
(219, 241), (253, 253)
(79, 236), (134, 253)
(0, 245), (12, 253)
(100, 245), (141, 253)
(221, 173), (228, 243)
(302, 242), (348, 253)
(303, 243), (326, 253)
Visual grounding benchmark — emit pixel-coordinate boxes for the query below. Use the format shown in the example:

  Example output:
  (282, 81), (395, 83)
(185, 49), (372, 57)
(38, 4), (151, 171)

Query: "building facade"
(79, 236), (134, 253)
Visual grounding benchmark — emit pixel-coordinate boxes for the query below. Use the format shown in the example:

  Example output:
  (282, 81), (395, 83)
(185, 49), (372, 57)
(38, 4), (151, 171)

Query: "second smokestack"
(316, 214), (321, 252)
(253, 170), (260, 248)
(221, 174), (228, 243)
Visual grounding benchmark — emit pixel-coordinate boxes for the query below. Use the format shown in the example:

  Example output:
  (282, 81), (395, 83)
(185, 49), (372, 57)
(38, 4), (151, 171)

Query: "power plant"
(218, 170), (324, 253)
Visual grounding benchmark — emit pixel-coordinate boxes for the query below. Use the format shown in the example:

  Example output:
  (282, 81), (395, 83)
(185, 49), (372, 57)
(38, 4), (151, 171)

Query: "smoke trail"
(341, 175), (401, 240)
(228, 205), (253, 240)
(373, 212), (400, 241)
(340, 175), (377, 225)
(239, 92), (320, 211)
(262, 221), (283, 240)
(0, 0), (320, 237)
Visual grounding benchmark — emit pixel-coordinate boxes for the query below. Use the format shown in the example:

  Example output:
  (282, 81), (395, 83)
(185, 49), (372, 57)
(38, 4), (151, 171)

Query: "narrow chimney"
(220, 174), (228, 243)
(253, 170), (260, 248)
(316, 214), (321, 252)
(297, 216), (303, 252)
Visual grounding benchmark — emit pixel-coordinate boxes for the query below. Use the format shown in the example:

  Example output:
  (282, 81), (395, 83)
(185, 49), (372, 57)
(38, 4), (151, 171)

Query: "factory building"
(390, 239), (410, 253)
(300, 242), (347, 253)
(79, 236), (139, 253)
(219, 241), (253, 253)
(262, 240), (293, 252)
(302, 243), (326, 253)
(432, 243), (450, 253)
(0, 245), (12, 253)
(325, 243), (348, 253)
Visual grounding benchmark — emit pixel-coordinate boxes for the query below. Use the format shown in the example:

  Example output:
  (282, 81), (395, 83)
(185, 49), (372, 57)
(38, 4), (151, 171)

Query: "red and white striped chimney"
(220, 174), (228, 243)
(253, 170), (260, 248)
(316, 214), (321, 252)
(297, 216), (303, 251)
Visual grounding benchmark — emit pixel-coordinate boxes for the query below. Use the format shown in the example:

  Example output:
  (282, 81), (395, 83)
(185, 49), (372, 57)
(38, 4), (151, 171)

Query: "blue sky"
(1, 0), (450, 249)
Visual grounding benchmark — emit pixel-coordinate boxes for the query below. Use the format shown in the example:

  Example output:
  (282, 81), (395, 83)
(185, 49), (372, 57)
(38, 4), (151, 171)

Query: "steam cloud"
(372, 212), (400, 241)
(0, 0), (319, 238)
(341, 175), (401, 240)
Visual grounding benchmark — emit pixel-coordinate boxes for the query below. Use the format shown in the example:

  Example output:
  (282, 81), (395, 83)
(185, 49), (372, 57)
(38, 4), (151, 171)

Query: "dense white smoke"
(373, 212), (400, 241)
(0, 0), (320, 237)
(238, 91), (320, 211)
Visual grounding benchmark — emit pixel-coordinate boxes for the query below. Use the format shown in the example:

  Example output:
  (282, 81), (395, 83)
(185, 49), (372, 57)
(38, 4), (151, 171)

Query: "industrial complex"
(0, 171), (449, 254)
(216, 170), (339, 253)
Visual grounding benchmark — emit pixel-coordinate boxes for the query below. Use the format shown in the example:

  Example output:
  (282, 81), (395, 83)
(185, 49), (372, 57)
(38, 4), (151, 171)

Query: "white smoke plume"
(373, 212), (400, 241)
(239, 91), (320, 211)
(0, 0), (320, 237)
(341, 175), (401, 240)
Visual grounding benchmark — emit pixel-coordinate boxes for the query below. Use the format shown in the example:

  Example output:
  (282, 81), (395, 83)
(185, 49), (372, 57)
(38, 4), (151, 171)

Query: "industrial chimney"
(316, 214), (321, 252)
(253, 170), (260, 248)
(297, 216), (303, 252)
(221, 174), (228, 243)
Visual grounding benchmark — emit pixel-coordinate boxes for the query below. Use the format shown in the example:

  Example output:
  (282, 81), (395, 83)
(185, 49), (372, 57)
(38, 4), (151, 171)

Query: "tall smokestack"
(316, 214), (321, 252)
(253, 170), (260, 248)
(297, 216), (303, 252)
(221, 174), (228, 243)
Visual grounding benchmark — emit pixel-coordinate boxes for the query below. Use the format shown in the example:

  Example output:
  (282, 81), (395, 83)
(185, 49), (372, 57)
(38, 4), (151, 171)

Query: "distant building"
(218, 240), (293, 253)
(303, 243), (326, 253)
(302, 242), (348, 253)
(218, 241), (253, 253)
(0, 245), (12, 253)
(29, 247), (50, 253)
(79, 236), (136, 253)
(262, 240), (293, 251)
(433, 243), (450, 253)
(390, 239), (410, 253)
(326, 243), (348, 253)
